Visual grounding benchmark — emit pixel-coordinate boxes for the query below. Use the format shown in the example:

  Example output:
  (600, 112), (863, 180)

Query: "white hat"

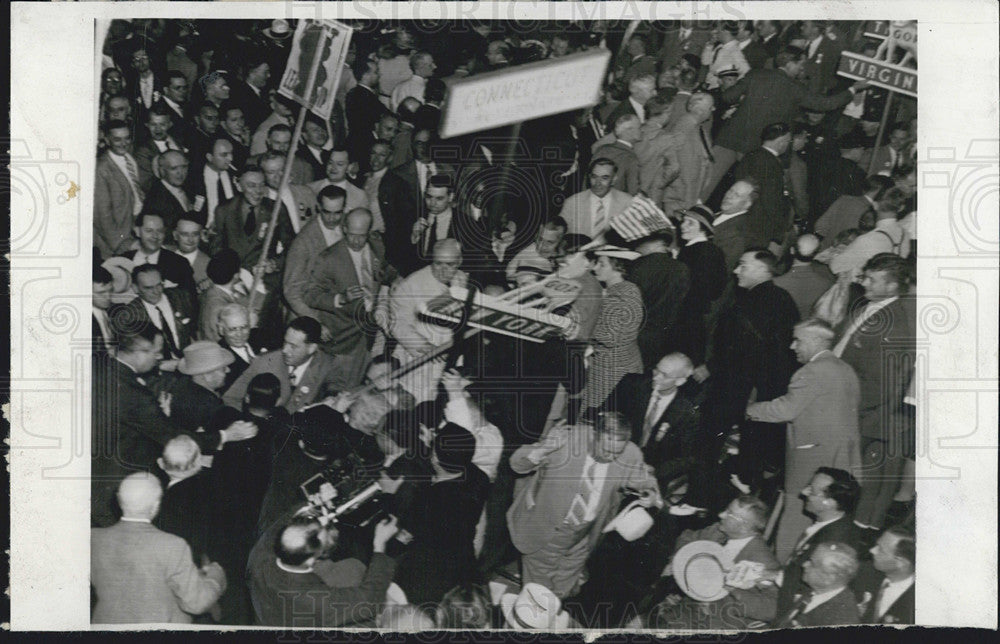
(672, 540), (730, 602)
(500, 583), (571, 630)
(264, 19), (292, 40)
(602, 499), (654, 542)
(591, 245), (640, 261)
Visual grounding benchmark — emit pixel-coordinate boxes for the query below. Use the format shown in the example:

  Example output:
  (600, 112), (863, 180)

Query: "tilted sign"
(439, 48), (611, 139)
(864, 20), (917, 49)
(421, 287), (573, 343)
(278, 19), (353, 121)
(837, 51), (917, 98)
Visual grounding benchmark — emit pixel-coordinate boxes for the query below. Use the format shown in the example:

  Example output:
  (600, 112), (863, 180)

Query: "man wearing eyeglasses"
(385, 238), (467, 403)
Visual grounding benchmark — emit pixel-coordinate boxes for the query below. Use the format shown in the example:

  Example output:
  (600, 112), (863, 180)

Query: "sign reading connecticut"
(439, 48), (611, 139)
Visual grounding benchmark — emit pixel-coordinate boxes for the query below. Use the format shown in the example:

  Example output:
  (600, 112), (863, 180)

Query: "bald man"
(386, 239), (466, 403)
(140, 149), (197, 235)
(747, 318), (862, 562)
(153, 435), (212, 563)
(91, 473), (227, 624)
(305, 208), (394, 387)
(773, 234), (836, 319)
(248, 511), (400, 627)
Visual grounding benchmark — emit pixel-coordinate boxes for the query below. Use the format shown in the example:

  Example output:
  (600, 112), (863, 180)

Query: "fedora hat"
(264, 19), (292, 41)
(602, 499), (654, 542)
(177, 341), (235, 376)
(672, 540), (730, 602)
(500, 583), (571, 630)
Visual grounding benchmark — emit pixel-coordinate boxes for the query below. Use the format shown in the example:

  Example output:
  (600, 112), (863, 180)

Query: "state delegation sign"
(837, 51), (917, 98)
(421, 287), (572, 343)
(439, 49), (611, 139)
(278, 19), (353, 121)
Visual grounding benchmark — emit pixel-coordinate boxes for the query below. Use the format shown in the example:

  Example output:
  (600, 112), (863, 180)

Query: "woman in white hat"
(580, 246), (644, 412)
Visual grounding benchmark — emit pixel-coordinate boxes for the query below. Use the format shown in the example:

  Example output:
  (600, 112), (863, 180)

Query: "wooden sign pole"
(248, 26), (331, 313)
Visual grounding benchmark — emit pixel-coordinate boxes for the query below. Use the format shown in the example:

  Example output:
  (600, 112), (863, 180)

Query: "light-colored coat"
(91, 521), (225, 624)
(221, 349), (349, 414)
(507, 425), (658, 557)
(557, 188), (633, 239)
(95, 153), (137, 259)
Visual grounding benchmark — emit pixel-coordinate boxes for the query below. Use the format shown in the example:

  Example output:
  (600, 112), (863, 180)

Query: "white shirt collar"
(809, 349), (832, 363)
(134, 248), (161, 265)
(290, 355), (314, 383)
(712, 209), (747, 227)
(685, 235), (709, 246)
(120, 517), (152, 524)
(804, 586), (847, 613)
(802, 513), (844, 541)
(319, 222), (343, 247)
(628, 96), (646, 122)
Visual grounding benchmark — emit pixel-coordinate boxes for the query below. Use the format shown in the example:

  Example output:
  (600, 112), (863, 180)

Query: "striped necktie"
(124, 154), (142, 197)
(566, 460), (599, 526)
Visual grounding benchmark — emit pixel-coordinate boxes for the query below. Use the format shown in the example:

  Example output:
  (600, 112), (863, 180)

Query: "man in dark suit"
(734, 122), (793, 253)
(186, 102), (221, 180)
(222, 317), (352, 414)
(141, 150), (196, 234)
(93, 266), (116, 358)
(110, 263), (197, 362)
(410, 174), (489, 273)
(603, 353), (704, 492)
(755, 21), (782, 61)
(814, 175), (888, 250)
(122, 43), (166, 125)
(738, 467), (866, 624)
(833, 254), (916, 530)
(229, 55), (271, 134)
(710, 179), (757, 273)
(628, 232), (691, 369)
(737, 22), (770, 69)
(216, 303), (257, 391)
(772, 541), (861, 626)
(703, 47), (867, 201)
(152, 434), (213, 564)
(158, 72), (192, 145)
(800, 21), (844, 96)
(304, 209), (394, 388)
(605, 74), (657, 130)
(859, 527), (915, 624)
(378, 127), (435, 276)
(657, 21), (712, 70)
(701, 249), (800, 489)
(124, 212), (197, 297)
(134, 104), (188, 194)
(91, 473), (227, 623)
(345, 57), (388, 144)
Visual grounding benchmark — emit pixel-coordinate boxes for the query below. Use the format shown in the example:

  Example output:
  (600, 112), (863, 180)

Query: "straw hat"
(500, 583), (571, 630)
(264, 19), (292, 41)
(679, 204), (715, 235)
(672, 540), (730, 602)
(177, 341), (236, 376)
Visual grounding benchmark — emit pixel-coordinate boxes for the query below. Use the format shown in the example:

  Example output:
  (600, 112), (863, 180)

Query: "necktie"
(642, 392), (663, 448)
(422, 214), (436, 256)
(713, 44), (723, 63)
(124, 155), (142, 197)
(359, 249), (375, 293)
(699, 127), (716, 163)
(594, 198), (606, 233)
(874, 579), (891, 619)
(154, 305), (180, 358)
(566, 460), (599, 526)
(774, 591), (813, 628)
(244, 205), (257, 237)
(288, 366), (298, 388)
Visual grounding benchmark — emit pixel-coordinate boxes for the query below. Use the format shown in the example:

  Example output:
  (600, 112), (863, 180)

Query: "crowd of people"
(91, 18), (918, 629)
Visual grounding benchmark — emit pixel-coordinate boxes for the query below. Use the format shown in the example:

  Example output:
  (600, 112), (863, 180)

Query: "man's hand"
(343, 285), (366, 303)
(158, 392), (172, 417)
(223, 420), (259, 442)
(767, 241), (783, 257)
(692, 365), (710, 383)
(377, 472), (404, 495)
(851, 80), (871, 91)
(159, 359), (179, 373)
(372, 515), (400, 553)
(201, 560), (227, 590)
(637, 488), (664, 509)
(320, 324), (333, 343)
(411, 218), (429, 243)
(263, 259), (279, 275)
